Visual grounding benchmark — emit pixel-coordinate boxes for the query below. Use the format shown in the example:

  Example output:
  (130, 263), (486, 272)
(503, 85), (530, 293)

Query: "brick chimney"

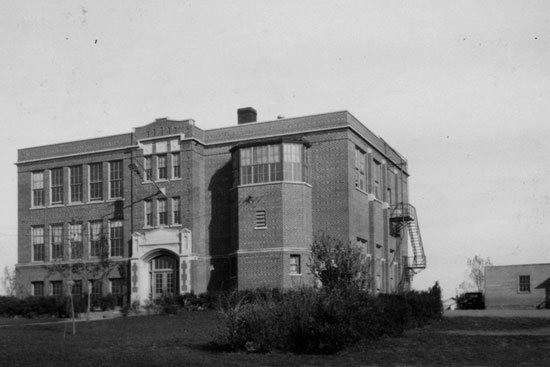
(237, 107), (257, 124)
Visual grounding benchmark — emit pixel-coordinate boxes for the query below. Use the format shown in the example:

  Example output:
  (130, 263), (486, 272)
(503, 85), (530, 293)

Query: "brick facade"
(16, 109), (416, 303)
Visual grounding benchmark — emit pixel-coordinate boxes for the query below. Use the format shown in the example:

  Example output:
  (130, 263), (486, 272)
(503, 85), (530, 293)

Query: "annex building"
(485, 263), (550, 309)
(16, 108), (426, 305)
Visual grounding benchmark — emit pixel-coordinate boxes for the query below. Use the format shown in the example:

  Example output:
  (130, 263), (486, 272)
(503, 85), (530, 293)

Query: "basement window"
(290, 255), (301, 274)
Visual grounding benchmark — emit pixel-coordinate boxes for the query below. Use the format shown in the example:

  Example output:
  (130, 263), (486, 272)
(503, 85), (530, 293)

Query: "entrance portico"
(130, 227), (193, 303)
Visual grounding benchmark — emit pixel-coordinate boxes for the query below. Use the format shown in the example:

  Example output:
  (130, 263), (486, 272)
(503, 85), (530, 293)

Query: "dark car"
(456, 292), (485, 309)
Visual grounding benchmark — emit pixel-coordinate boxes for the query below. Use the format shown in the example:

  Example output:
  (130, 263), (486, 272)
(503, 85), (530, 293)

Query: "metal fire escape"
(390, 203), (426, 292)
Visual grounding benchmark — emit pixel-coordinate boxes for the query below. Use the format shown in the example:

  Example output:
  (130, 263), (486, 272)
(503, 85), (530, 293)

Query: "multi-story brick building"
(16, 108), (425, 305)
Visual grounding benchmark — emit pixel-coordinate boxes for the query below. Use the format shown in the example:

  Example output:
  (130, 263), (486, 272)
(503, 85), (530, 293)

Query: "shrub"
(99, 294), (117, 311)
(215, 283), (443, 354)
(0, 296), (24, 317)
(217, 287), (391, 354)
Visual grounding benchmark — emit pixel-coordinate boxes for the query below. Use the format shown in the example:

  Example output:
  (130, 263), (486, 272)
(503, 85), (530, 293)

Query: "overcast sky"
(1, 1), (549, 299)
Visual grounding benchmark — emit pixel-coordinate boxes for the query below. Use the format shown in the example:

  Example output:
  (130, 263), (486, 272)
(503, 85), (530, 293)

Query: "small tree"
(2, 265), (17, 296)
(466, 255), (492, 293)
(308, 233), (371, 291)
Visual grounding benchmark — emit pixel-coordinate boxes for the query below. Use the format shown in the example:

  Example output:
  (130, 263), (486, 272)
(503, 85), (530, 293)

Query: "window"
(158, 199), (167, 226)
(519, 275), (531, 293)
(32, 226), (45, 262)
(51, 281), (63, 297)
(69, 223), (83, 259)
(144, 200), (153, 227)
(111, 279), (124, 306)
(157, 155), (167, 180)
(31, 171), (44, 207)
(230, 256), (238, 278)
(50, 168), (63, 204)
(109, 160), (123, 198)
(32, 281), (44, 296)
(355, 147), (366, 191)
(89, 163), (103, 201)
(240, 144), (283, 185)
(109, 220), (123, 257)
(387, 187), (393, 206)
(171, 153), (181, 178)
(69, 166), (83, 202)
(255, 210), (266, 228)
(172, 197), (181, 225)
(90, 221), (103, 257)
(71, 280), (82, 296)
(290, 255), (301, 274)
(373, 160), (382, 198)
(283, 144), (302, 181)
(143, 156), (152, 181)
(51, 224), (63, 260)
(91, 280), (102, 307)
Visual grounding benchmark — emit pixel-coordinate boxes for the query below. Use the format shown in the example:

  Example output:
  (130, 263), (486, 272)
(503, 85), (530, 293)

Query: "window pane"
(89, 163), (103, 200)
(144, 157), (152, 181)
(51, 168), (63, 204)
(70, 166), (83, 202)
(145, 200), (152, 226)
(172, 197), (181, 225)
(31, 172), (45, 207)
(110, 221), (123, 257)
(157, 155), (167, 180)
(90, 221), (104, 257)
(69, 224), (83, 259)
(158, 199), (167, 225)
(171, 153), (180, 178)
(32, 226), (45, 262)
(109, 161), (123, 198)
(51, 225), (63, 260)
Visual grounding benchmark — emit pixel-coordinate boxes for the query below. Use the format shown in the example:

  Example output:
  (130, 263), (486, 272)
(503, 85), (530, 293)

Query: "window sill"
(142, 178), (182, 184)
(87, 200), (105, 204)
(289, 273), (302, 276)
(67, 202), (84, 206)
(106, 198), (124, 202)
(235, 181), (312, 189)
(254, 226), (268, 230)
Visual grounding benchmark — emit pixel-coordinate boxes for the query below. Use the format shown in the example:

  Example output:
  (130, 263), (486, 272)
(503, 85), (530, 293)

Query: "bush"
(215, 283), (443, 354)
(0, 296), (24, 317)
(0, 296), (71, 318)
(99, 294), (117, 311)
(217, 287), (388, 354)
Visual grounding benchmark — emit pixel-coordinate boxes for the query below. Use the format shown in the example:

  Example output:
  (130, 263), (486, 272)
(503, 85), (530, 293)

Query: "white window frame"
(31, 171), (45, 207)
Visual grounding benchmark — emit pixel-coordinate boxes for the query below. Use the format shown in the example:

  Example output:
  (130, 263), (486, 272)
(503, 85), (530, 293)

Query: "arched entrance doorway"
(149, 254), (179, 296)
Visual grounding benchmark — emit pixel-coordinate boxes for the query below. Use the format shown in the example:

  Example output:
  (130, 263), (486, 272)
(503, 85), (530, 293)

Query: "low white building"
(485, 263), (550, 309)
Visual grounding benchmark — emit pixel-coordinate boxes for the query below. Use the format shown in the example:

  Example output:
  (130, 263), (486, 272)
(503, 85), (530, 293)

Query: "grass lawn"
(1, 312), (550, 367)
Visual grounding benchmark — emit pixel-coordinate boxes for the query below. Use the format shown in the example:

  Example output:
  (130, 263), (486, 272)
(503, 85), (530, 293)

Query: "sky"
(1, 0), (549, 299)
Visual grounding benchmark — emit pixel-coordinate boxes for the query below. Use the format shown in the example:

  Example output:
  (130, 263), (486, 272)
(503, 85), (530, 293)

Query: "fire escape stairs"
(389, 203), (427, 287)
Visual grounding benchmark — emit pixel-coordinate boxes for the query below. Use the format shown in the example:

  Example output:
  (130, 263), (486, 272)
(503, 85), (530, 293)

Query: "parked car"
(456, 292), (485, 309)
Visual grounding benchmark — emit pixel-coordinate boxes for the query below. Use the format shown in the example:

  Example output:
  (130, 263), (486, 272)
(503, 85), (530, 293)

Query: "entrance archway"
(149, 254), (179, 296)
